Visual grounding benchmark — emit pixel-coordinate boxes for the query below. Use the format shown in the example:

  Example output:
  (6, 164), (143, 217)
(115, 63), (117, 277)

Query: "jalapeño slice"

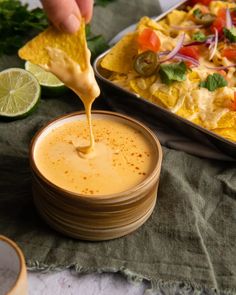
(195, 13), (216, 26)
(133, 50), (159, 77)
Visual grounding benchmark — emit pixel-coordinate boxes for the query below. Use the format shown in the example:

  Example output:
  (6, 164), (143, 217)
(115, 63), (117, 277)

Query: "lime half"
(25, 61), (66, 96)
(0, 68), (41, 119)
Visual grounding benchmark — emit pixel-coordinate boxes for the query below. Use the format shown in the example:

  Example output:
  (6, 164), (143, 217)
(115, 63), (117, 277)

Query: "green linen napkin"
(0, 1), (236, 294)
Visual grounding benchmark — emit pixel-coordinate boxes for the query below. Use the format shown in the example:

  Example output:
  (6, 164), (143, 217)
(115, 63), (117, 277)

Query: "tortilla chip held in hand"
(18, 20), (87, 70)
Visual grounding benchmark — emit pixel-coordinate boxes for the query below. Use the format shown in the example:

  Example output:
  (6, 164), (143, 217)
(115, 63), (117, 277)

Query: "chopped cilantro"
(192, 31), (207, 42)
(223, 27), (236, 43)
(0, 0), (111, 59)
(199, 73), (227, 92)
(193, 8), (203, 18)
(159, 62), (187, 85)
(0, 0), (48, 56)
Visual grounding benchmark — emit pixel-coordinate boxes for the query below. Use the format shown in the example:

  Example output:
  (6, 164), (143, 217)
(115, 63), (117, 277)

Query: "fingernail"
(60, 14), (80, 34)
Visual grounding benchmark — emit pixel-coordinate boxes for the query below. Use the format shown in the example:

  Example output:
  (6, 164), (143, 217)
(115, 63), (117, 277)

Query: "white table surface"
(20, 1), (177, 294)
(28, 270), (148, 295)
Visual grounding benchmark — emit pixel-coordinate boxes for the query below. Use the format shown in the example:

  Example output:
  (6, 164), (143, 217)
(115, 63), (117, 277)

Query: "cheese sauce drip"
(43, 45), (100, 155)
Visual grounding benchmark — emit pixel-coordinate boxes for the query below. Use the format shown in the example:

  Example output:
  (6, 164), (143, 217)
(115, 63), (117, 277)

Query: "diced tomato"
(137, 28), (161, 52)
(231, 92), (236, 111)
(179, 46), (200, 67)
(189, 0), (212, 6)
(217, 8), (227, 18)
(211, 8), (226, 34)
(179, 46), (200, 66)
(222, 48), (236, 60)
(211, 17), (225, 34)
(179, 46), (200, 60)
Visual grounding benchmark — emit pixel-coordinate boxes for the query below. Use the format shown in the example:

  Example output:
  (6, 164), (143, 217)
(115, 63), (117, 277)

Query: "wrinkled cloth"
(0, 1), (236, 294)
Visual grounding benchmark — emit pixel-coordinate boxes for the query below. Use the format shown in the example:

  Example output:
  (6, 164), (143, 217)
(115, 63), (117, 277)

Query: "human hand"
(41, 0), (94, 33)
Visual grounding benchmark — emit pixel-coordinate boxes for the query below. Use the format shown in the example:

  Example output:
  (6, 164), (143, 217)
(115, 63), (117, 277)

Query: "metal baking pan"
(93, 0), (236, 159)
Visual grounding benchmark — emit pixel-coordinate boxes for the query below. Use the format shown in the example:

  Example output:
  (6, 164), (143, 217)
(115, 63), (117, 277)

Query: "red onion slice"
(209, 28), (218, 60)
(226, 8), (233, 30)
(158, 51), (199, 67)
(158, 50), (170, 57)
(205, 35), (216, 46)
(184, 41), (206, 47)
(160, 33), (185, 63)
(175, 53), (200, 67)
(206, 64), (236, 70)
(184, 35), (215, 47)
(171, 25), (203, 31)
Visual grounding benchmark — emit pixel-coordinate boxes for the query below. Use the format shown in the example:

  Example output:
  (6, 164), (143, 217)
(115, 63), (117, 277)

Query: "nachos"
(101, 0), (236, 142)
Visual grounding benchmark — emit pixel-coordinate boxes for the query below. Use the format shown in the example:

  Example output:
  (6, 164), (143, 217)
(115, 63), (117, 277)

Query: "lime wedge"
(25, 61), (66, 96)
(0, 68), (40, 119)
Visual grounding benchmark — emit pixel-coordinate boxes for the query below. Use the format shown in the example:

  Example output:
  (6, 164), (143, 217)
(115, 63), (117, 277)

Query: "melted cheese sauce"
(43, 45), (100, 154)
(35, 119), (155, 195)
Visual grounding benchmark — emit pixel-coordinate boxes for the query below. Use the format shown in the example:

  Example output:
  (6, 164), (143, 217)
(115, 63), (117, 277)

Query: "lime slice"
(0, 68), (40, 119)
(25, 61), (67, 96)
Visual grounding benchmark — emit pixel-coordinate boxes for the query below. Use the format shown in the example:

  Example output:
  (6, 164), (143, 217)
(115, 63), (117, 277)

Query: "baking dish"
(93, 0), (236, 159)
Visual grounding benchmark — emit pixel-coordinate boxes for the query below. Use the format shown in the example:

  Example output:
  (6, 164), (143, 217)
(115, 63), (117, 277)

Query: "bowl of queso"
(30, 110), (162, 241)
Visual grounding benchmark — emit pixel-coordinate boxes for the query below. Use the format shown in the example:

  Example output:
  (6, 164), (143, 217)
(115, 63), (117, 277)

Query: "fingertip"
(76, 0), (94, 23)
(41, 0), (81, 33)
(84, 12), (92, 24)
(84, 8), (93, 24)
(59, 14), (81, 34)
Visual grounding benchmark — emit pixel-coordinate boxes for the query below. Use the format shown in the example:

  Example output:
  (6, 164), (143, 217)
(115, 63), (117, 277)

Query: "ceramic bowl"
(30, 110), (162, 241)
(0, 235), (28, 295)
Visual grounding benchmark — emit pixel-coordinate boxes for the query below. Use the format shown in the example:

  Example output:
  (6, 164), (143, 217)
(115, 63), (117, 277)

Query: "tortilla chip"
(109, 73), (127, 82)
(213, 128), (236, 142)
(188, 71), (201, 83)
(176, 103), (197, 119)
(191, 116), (204, 126)
(101, 33), (138, 74)
(209, 1), (236, 15)
(215, 111), (236, 129)
(18, 20), (87, 70)
(152, 85), (180, 109)
(130, 76), (155, 98)
(129, 76), (166, 106)
(136, 16), (168, 34)
(166, 10), (187, 26)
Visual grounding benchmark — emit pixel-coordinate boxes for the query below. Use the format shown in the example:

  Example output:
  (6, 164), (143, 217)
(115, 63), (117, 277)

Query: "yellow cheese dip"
(43, 45), (100, 154)
(35, 118), (156, 195)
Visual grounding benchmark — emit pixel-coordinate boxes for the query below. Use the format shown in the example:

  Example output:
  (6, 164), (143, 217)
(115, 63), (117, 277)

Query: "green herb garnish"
(0, 0), (48, 56)
(0, 0), (111, 60)
(223, 27), (236, 43)
(193, 8), (203, 18)
(199, 73), (227, 92)
(192, 31), (207, 42)
(159, 62), (187, 85)
(193, 8), (215, 26)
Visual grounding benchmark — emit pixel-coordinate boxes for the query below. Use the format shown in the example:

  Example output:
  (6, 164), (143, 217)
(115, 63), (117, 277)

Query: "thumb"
(76, 0), (94, 23)
(41, 0), (81, 33)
